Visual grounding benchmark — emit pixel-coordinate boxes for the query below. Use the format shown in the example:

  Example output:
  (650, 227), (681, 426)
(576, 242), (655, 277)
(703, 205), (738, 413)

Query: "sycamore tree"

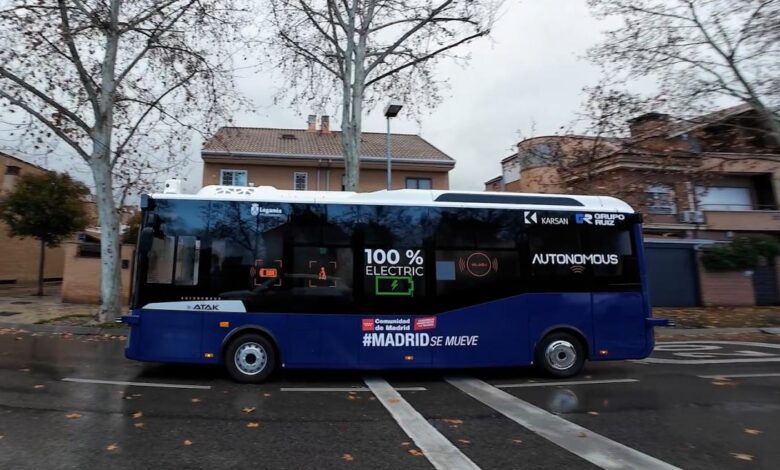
(587, 0), (780, 145)
(0, 172), (89, 296)
(0, 1), (251, 320)
(265, 0), (502, 191)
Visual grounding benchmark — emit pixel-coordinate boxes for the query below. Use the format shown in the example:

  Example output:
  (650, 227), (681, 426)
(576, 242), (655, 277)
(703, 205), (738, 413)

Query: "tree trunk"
(36, 239), (45, 297)
(92, 157), (122, 323)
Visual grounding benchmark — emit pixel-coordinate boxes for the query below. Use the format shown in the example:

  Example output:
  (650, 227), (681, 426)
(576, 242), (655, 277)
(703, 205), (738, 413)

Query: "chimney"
(628, 112), (671, 137)
(307, 114), (317, 132)
(320, 115), (330, 134)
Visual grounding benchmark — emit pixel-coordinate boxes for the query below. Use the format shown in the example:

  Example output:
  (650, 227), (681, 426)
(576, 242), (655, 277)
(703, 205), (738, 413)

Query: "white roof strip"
(149, 186), (634, 213)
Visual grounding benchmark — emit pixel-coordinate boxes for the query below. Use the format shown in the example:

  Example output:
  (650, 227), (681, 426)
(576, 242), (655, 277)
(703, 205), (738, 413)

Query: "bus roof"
(149, 185), (635, 213)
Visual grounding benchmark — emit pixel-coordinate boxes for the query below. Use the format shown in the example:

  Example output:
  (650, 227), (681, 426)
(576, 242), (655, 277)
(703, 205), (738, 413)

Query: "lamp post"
(383, 101), (403, 190)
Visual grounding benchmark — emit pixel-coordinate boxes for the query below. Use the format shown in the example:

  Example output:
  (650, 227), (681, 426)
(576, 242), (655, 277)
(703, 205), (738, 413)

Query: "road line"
(62, 377), (211, 390)
(699, 372), (780, 379)
(640, 358), (780, 364)
(447, 377), (680, 470)
(280, 386), (426, 392)
(364, 377), (479, 470)
(496, 379), (638, 389)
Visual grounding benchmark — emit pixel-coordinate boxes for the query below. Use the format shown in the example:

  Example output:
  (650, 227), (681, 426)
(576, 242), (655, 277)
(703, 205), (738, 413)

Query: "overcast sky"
(2, 0), (628, 193)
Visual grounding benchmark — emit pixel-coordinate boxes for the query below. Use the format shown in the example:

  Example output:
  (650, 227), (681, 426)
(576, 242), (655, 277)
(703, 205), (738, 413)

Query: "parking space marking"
(364, 376), (480, 470)
(447, 377), (680, 470)
(496, 379), (638, 389)
(62, 377), (211, 390)
(699, 372), (780, 379)
(280, 386), (427, 392)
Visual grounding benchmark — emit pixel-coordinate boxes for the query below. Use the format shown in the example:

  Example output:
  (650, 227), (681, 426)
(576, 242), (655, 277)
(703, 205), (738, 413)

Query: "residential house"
(484, 105), (780, 307)
(201, 115), (455, 192)
(0, 152), (65, 285)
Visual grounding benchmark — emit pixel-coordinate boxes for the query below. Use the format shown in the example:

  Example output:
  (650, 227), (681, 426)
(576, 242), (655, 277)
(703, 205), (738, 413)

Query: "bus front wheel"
(535, 332), (585, 378)
(225, 333), (276, 383)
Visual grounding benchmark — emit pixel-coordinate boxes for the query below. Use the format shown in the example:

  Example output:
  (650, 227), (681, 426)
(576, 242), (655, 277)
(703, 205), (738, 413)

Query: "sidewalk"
(0, 283), (98, 324)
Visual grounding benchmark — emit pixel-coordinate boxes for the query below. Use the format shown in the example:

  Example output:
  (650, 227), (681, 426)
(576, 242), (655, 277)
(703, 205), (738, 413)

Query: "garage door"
(644, 243), (700, 307)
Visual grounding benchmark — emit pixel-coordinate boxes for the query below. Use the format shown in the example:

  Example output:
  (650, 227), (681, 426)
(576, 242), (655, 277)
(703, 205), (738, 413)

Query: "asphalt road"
(1, 331), (779, 469)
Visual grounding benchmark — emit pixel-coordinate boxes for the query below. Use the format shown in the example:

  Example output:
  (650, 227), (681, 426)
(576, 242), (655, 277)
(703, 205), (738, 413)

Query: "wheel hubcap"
(234, 342), (267, 375)
(545, 340), (577, 371)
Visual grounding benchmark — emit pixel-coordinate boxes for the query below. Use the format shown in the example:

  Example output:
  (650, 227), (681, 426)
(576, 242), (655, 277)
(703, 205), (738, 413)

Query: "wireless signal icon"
(570, 265), (586, 274)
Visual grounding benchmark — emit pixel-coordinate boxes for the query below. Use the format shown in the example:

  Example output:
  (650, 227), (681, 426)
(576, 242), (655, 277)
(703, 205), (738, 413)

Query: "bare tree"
(0, 1), (250, 321)
(265, 0), (501, 191)
(588, 0), (780, 144)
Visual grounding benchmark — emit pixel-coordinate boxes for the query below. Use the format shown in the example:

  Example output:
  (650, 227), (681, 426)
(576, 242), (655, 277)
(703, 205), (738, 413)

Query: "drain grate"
(0, 311), (20, 317)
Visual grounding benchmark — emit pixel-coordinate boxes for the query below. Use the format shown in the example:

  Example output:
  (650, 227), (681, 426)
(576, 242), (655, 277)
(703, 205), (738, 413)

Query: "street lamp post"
(383, 101), (403, 190)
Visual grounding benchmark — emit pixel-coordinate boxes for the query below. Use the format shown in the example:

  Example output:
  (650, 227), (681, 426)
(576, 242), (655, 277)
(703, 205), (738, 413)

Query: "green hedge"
(700, 235), (780, 272)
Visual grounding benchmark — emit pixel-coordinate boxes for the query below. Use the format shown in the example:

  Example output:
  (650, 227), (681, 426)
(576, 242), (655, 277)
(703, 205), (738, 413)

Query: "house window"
(5, 165), (20, 176)
(294, 172), (308, 191)
(220, 169), (247, 186)
(406, 177), (432, 189)
(696, 186), (752, 211)
(644, 184), (677, 214)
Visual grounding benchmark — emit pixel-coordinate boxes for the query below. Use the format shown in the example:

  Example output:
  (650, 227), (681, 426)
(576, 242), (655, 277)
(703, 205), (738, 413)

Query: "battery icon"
(375, 276), (415, 296)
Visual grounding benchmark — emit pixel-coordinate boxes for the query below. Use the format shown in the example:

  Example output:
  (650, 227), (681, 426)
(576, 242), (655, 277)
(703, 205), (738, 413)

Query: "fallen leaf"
(578, 432), (588, 438)
(106, 443), (119, 451)
(408, 449), (424, 457)
(132, 411), (143, 419)
(183, 439), (193, 446)
(587, 411), (599, 416)
(241, 407), (256, 413)
(263, 393), (271, 397)
(712, 381), (737, 386)
(0, 435), (4, 440)
(65, 413), (82, 420)
(15, 337), (23, 341)
(348, 391), (357, 395)
(18, 368), (30, 372)
(33, 384), (44, 389)
(246, 422), (260, 428)
(442, 418), (463, 428)
(511, 439), (523, 444)
(744, 428), (762, 435)
(347, 395), (357, 401)
(342, 453), (354, 462)
(191, 398), (201, 403)
(400, 442), (411, 447)
(387, 398), (400, 404)
(133, 422), (145, 429)
(457, 439), (471, 444)
(731, 453), (753, 461)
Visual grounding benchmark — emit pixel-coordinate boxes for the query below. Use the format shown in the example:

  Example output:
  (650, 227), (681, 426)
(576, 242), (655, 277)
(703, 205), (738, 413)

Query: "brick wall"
(61, 243), (134, 305)
(698, 256), (756, 306)
(0, 224), (64, 283)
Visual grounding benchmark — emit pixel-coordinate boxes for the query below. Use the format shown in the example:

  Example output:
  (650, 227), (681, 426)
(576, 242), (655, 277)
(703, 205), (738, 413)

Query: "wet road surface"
(1, 331), (779, 469)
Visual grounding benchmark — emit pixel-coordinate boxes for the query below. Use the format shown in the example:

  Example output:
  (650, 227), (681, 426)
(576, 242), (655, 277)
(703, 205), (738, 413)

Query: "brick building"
(202, 115), (454, 192)
(0, 152), (65, 285)
(484, 105), (780, 307)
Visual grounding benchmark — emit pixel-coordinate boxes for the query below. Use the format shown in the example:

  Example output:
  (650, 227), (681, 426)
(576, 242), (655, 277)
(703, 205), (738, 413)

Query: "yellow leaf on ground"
(132, 411), (143, 419)
(183, 439), (193, 446)
(342, 453), (354, 462)
(408, 449), (424, 457)
(578, 432), (588, 438)
(65, 413), (82, 420)
(587, 411), (599, 416)
(731, 453), (753, 461)
(191, 398), (201, 403)
(457, 439), (471, 444)
(387, 398), (400, 403)
(241, 407), (256, 413)
(511, 439), (523, 444)
(400, 442), (411, 446)
(246, 422), (260, 428)
(347, 395), (357, 401)
(442, 418), (463, 428)
(133, 422), (145, 429)
(106, 443), (119, 451)
(744, 428), (762, 435)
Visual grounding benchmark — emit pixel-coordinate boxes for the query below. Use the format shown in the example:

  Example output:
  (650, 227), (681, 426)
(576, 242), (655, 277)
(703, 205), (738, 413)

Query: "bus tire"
(535, 332), (585, 378)
(225, 333), (276, 384)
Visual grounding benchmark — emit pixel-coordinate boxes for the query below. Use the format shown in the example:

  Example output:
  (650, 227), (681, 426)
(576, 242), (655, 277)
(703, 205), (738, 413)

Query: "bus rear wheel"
(535, 332), (585, 378)
(225, 333), (276, 383)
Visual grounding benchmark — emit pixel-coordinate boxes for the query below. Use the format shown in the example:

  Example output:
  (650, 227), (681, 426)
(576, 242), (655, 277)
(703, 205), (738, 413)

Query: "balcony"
(703, 209), (780, 231)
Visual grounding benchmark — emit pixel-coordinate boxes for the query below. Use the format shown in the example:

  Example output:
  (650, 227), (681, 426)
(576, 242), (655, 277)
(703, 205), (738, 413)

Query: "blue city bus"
(122, 186), (668, 383)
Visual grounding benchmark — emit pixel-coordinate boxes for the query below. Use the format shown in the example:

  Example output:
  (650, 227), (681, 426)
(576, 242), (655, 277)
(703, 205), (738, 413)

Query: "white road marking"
(647, 341), (780, 364)
(280, 386), (426, 392)
(62, 377), (211, 390)
(699, 372), (780, 379)
(496, 379), (638, 389)
(364, 376), (479, 470)
(641, 357), (780, 364)
(447, 377), (680, 470)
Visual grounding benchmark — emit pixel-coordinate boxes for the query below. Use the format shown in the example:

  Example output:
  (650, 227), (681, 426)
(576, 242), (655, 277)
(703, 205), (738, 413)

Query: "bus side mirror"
(138, 227), (154, 254)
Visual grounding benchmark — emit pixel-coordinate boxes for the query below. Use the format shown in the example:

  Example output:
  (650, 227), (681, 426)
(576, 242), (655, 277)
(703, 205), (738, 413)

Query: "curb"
(760, 327), (780, 335)
(0, 321), (128, 336)
(656, 326), (771, 337)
